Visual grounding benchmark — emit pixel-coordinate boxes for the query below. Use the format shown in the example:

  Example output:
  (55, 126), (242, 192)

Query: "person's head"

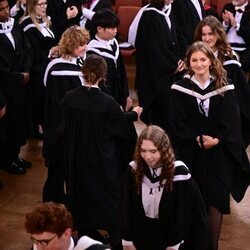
(91, 9), (119, 40)
(194, 16), (233, 61)
(25, 0), (50, 29)
(232, 0), (248, 7)
(59, 26), (90, 59)
(134, 125), (175, 193)
(0, 0), (9, 23)
(82, 55), (107, 85)
(185, 41), (227, 89)
(25, 202), (73, 250)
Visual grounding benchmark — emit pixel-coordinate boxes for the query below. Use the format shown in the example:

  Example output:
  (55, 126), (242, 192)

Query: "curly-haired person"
(42, 25), (89, 204)
(122, 125), (213, 250)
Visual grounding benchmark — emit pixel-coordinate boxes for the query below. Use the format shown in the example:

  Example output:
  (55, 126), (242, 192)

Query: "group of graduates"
(1, 0), (250, 249)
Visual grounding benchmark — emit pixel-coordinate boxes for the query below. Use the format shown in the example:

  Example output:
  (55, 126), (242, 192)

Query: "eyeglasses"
(30, 234), (57, 246)
(36, 2), (48, 7)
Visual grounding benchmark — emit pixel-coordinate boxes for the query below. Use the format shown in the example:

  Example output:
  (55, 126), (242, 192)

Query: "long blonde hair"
(23, 0), (51, 30)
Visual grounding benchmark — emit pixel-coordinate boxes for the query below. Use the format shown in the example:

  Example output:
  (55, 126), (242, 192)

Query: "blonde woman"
(42, 26), (89, 204)
(20, 0), (58, 138)
(169, 41), (250, 250)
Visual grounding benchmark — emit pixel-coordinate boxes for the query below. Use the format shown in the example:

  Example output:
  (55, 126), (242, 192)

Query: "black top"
(169, 78), (250, 206)
(61, 86), (138, 241)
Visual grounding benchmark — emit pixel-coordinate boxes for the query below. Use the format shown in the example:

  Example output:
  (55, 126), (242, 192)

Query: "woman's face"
(190, 50), (211, 78)
(201, 25), (218, 52)
(34, 0), (47, 17)
(71, 44), (87, 58)
(140, 139), (161, 167)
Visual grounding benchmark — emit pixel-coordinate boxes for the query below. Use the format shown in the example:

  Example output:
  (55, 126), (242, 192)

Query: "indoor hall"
(0, 57), (250, 250)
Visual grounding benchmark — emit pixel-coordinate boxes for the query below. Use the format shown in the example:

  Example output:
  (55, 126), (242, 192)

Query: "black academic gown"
(42, 57), (82, 204)
(169, 78), (250, 213)
(83, 0), (112, 38)
(122, 161), (213, 250)
(87, 38), (137, 171)
(221, 3), (250, 71)
(87, 37), (129, 108)
(135, 4), (179, 130)
(0, 19), (31, 146)
(61, 86), (138, 246)
(43, 57), (82, 163)
(47, 0), (82, 38)
(172, 0), (206, 51)
(223, 55), (250, 147)
(21, 16), (58, 128)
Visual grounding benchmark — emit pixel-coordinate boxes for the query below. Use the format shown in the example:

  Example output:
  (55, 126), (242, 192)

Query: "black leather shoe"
(15, 157), (32, 168)
(1, 162), (26, 174)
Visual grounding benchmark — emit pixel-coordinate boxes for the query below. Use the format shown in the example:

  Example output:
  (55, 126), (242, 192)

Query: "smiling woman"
(122, 125), (213, 250)
(169, 41), (250, 250)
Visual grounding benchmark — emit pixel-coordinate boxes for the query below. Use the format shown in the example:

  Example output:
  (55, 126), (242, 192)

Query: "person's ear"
(63, 228), (72, 238)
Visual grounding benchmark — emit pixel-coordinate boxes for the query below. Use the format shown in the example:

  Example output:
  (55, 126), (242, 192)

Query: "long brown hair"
(185, 41), (228, 90)
(133, 125), (175, 194)
(194, 16), (233, 63)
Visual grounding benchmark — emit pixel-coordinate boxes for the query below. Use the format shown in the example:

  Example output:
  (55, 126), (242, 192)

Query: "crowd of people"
(1, 0), (250, 249)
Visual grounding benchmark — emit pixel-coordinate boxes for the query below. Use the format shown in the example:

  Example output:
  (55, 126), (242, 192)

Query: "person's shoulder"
(171, 77), (192, 92)
(74, 236), (110, 250)
(173, 160), (192, 182)
(20, 16), (35, 30)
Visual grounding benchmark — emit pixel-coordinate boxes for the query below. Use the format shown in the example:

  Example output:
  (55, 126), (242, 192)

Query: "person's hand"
(226, 10), (237, 27)
(15, 0), (21, 8)
(133, 106), (143, 118)
(66, 6), (78, 19)
(0, 106), (6, 119)
(175, 59), (185, 73)
(50, 45), (59, 58)
(196, 135), (220, 149)
(21, 72), (29, 84)
(125, 96), (133, 112)
(222, 10), (230, 25)
(123, 245), (136, 250)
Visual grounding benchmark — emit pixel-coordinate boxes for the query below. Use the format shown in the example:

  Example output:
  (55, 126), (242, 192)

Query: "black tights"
(208, 206), (223, 250)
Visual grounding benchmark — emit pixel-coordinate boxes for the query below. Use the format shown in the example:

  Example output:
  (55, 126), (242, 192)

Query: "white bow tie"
(0, 18), (14, 33)
(235, 6), (245, 12)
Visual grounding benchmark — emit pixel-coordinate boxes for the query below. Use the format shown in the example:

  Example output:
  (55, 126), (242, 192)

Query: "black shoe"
(15, 157), (32, 168)
(1, 162), (26, 174)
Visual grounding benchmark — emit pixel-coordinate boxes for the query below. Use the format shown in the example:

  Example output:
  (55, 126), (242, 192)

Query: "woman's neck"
(194, 72), (210, 86)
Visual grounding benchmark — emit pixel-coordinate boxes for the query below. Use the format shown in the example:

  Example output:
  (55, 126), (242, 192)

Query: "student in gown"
(61, 55), (143, 250)
(10, 0), (26, 22)
(20, 0), (59, 138)
(134, 0), (185, 131)
(42, 25), (89, 204)
(0, 0), (32, 174)
(194, 15), (250, 148)
(122, 125), (213, 250)
(80, 0), (112, 38)
(169, 41), (250, 250)
(25, 202), (111, 250)
(221, 0), (250, 76)
(46, 0), (81, 38)
(172, 0), (206, 52)
(87, 9), (137, 171)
